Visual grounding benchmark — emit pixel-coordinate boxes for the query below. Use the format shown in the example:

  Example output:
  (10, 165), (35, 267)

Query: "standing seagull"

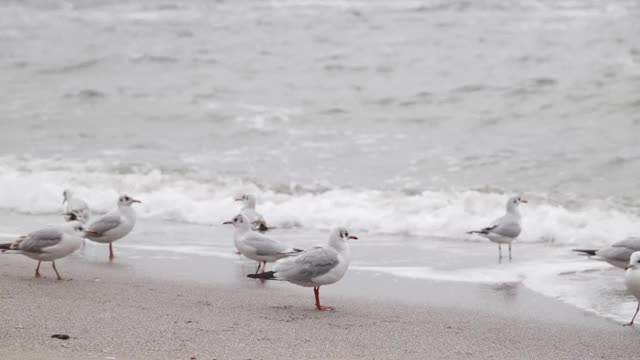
(223, 213), (301, 274)
(248, 227), (358, 311)
(235, 194), (269, 232)
(62, 189), (91, 224)
(624, 251), (640, 326)
(467, 196), (527, 260)
(0, 221), (85, 280)
(84, 194), (141, 262)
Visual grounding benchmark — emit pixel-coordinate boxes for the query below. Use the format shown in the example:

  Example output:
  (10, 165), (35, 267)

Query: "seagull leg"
(508, 243), (512, 260)
(255, 262), (261, 274)
(313, 287), (333, 311)
(34, 261), (41, 278)
(260, 261), (266, 273)
(498, 244), (502, 259)
(624, 303), (640, 326)
(52, 261), (63, 281)
(109, 242), (114, 262)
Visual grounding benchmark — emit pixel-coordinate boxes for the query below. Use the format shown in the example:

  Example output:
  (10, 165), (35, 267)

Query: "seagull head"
(506, 195), (527, 213)
(118, 194), (142, 207)
(223, 213), (252, 230)
(626, 251), (640, 271)
(62, 220), (85, 234)
(234, 194), (257, 209)
(329, 226), (358, 248)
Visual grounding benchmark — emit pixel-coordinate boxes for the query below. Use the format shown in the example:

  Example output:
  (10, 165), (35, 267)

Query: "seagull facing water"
(62, 189), (91, 224)
(84, 194), (141, 262)
(224, 213), (301, 273)
(624, 251), (640, 326)
(235, 194), (269, 232)
(248, 227), (358, 311)
(0, 221), (85, 280)
(468, 196), (527, 259)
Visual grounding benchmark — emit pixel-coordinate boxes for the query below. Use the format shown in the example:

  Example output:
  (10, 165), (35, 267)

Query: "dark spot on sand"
(51, 334), (70, 340)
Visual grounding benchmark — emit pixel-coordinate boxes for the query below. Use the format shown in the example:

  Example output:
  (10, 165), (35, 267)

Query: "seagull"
(467, 195), (527, 259)
(235, 194), (269, 232)
(0, 221), (85, 280)
(248, 227), (358, 311)
(223, 213), (301, 273)
(624, 251), (640, 326)
(62, 189), (91, 224)
(573, 237), (640, 269)
(84, 194), (141, 262)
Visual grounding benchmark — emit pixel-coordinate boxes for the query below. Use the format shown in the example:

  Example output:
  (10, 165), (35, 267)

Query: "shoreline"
(2, 244), (640, 359)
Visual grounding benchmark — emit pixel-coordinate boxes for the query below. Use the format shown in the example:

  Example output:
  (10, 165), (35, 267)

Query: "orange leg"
(624, 302), (640, 326)
(52, 261), (63, 281)
(109, 242), (114, 262)
(314, 287), (333, 311)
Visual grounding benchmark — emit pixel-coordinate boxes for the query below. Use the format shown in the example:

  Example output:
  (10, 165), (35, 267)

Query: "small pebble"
(51, 334), (70, 340)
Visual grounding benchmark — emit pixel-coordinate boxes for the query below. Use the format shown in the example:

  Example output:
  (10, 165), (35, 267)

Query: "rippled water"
(1, 0), (640, 322)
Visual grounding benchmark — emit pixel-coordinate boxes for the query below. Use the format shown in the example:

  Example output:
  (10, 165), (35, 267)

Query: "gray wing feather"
(597, 246), (635, 263)
(275, 246), (339, 281)
(485, 214), (521, 238)
(243, 234), (289, 256)
(18, 228), (64, 252)
(491, 221), (521, 238)
(87, 213), (121, 234)
(612, 237), (640, 251)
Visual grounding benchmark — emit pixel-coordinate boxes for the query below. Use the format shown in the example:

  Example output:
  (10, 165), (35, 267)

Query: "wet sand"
(1, 241), (640, 360)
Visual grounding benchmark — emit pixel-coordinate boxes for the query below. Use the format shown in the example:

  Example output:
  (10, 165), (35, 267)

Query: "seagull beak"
(132, 199), (142, 204)
(348, 235), (358, 240)
(234, 198), (242, 202)
(520, 199), (528, 203)
(223, 221), (233, 225)
(626, 265), (634, 271)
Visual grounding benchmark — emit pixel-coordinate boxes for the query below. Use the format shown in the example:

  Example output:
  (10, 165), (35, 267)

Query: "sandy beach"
(1, 240), (640, 360)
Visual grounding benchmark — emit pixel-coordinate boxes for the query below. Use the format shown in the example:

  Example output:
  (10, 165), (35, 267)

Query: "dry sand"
(1, 253), (640, 360)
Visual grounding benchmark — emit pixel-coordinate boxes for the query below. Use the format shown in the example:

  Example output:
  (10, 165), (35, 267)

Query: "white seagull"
(248, 227), (358, 311)
(62, 189), (91, 224)
(573, 237), (640, 269)
(0, 221), (85, 280)
(467, 195), (527, 259)
(624, 251), (640, 326)
(224, 213), (301, 273)
(235, 194), (269, 232)
(84, 194), (141, 262)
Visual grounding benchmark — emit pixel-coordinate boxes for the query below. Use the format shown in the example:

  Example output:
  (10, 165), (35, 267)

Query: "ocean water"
(1, 0), (640, 322)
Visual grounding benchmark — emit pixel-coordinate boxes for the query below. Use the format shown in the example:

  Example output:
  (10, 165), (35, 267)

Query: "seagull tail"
(64, 212), (78, 222)
(0, 242), (19, 253)
(247, 271), (277, 280)
(572, 249), (598, 256)
(257, 223), (270, 232)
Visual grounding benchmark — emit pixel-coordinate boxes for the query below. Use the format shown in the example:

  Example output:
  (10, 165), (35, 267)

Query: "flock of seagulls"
(1, 193), (140, 279)
(2, 191), (640, 320)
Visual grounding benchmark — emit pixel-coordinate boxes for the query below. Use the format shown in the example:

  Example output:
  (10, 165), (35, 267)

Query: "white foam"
(0, 155), (639, 247)
(353, 265), (524, 284)
(115, 244), (239, 260)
